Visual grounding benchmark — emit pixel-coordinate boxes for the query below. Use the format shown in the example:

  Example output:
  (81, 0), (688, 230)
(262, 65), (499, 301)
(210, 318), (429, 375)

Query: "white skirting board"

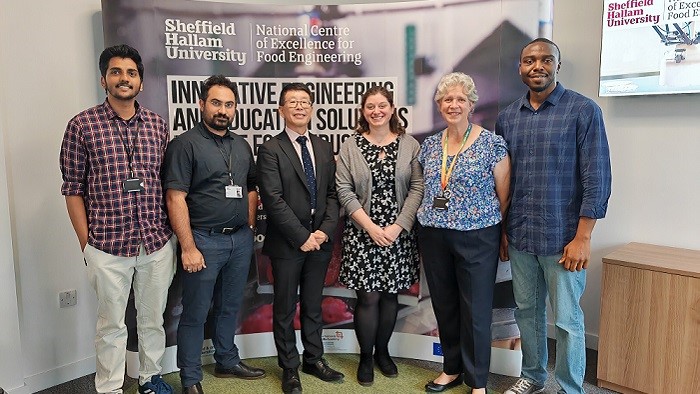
(126, 330), (522, 379)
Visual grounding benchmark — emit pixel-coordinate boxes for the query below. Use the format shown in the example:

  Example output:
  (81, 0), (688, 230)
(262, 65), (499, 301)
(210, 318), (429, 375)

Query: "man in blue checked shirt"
(496, 38), (612, 394)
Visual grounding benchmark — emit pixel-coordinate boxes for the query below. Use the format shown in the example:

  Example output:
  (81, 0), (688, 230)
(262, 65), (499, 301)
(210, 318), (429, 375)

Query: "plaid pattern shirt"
(496, 83), (612, 256)
(60, 100), (172, 257)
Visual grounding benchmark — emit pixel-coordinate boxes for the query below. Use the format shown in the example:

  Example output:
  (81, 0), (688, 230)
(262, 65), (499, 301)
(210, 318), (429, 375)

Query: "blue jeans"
(177, 227), (254, 387)
(509, 247), (586, 394)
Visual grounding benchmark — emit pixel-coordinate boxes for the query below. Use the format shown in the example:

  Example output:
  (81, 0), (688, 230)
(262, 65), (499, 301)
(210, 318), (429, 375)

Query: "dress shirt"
(495, 83), (612, 255)
(60, 100), (172, 257)
(284, 128), (316, 175)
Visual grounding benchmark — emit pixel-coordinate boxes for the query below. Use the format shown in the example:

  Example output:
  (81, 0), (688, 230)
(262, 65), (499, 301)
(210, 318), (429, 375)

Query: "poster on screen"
(600, 0), (700, 96)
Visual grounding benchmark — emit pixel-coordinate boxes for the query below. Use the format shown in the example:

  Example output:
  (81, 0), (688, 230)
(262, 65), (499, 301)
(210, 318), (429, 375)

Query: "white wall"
(0, 118), (25, 392)
(553, 1), (700, 348)
(0, 1), (104, 393)
(1, 0), (699, 392)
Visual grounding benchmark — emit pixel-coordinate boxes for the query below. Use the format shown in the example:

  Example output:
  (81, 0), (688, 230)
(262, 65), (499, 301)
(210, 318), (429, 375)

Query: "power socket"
(59, 289), (77, 308)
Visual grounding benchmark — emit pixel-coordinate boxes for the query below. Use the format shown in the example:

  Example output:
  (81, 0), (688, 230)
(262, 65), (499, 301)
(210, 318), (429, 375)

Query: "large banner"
(600, 0), (700, 96)
(103, 0), (541, 379)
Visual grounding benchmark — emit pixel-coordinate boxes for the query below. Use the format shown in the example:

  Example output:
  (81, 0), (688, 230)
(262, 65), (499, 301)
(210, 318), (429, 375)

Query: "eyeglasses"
(285, 100), (312, 109)
(209, 99), (236, 109)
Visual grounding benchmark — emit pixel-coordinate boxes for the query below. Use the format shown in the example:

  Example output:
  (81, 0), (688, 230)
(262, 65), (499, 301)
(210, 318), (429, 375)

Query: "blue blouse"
(417, 129), (507, 231)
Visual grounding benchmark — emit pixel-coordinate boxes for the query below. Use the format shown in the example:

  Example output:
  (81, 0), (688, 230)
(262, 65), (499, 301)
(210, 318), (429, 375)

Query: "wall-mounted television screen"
(600, 0), (700, 96)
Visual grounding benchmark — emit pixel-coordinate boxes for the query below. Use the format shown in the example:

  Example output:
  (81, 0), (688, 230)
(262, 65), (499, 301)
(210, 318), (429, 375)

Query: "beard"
(107, 83), (139, 101)
(204, 114), (231, 131)
(523, 74), (555, 93)
(529, 80), (554, 93)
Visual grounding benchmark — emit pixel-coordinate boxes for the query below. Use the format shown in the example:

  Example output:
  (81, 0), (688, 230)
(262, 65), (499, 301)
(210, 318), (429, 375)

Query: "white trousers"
(84, 238), (176, 393)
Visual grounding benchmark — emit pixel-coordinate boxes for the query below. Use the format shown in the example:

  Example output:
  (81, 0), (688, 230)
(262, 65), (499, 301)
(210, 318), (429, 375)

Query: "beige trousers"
(84, 238), (176, 393)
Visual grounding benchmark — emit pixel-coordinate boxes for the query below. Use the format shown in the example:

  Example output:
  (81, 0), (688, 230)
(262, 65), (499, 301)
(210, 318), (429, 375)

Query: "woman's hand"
(366, 223), (392, 246)
(383, 223), (403, 244)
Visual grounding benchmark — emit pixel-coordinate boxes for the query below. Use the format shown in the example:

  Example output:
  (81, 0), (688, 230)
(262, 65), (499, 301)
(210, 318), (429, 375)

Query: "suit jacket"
(257, 131), (339, 257)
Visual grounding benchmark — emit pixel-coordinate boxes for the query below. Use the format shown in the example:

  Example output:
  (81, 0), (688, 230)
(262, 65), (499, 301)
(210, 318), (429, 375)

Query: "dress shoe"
(357, 354), (374, 386)
(374, 353), (398, 378)
(301, 358), (345, 382)
(425, 373), (463, 392)
(214, 361), (266, 379)
(182, 382), (204, 394)
(282, 368), (302, 394)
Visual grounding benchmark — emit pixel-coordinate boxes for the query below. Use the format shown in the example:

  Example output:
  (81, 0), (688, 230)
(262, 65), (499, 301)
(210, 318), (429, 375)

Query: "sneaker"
(504, 378), (544, 394)
(139, 375), (173, 394)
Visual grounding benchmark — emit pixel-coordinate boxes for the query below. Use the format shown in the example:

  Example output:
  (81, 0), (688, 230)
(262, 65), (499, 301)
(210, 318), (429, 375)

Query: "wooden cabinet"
(597, 242), (700, 393)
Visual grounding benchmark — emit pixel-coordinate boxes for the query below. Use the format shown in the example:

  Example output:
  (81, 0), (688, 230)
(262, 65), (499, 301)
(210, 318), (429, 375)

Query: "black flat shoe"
(425, 374), (463, 392)
(357, 355), (374, 386)
(374, 353), (398, 378)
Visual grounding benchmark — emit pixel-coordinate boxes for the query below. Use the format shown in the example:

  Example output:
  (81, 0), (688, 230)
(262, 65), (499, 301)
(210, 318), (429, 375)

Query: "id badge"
(225, 185), (243, 199)
(122, 177), (145, 193)
(432, 196), (449, 210)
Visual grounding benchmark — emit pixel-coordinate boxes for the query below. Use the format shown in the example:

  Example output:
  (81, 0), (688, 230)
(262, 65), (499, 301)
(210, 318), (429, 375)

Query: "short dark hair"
(357, 85), (405, 135)
(521, 37), (561, 63)
(200, 75), (239, 104)
(98, 44), (144, 79)
(279, 83), (314, 106)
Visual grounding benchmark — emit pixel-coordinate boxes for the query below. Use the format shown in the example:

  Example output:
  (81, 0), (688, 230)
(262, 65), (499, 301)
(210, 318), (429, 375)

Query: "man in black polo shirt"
(164, 75), (265, 394)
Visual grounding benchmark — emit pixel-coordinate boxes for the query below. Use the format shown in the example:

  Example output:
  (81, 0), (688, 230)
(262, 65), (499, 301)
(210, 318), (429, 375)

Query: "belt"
(193, 224), (245, 235)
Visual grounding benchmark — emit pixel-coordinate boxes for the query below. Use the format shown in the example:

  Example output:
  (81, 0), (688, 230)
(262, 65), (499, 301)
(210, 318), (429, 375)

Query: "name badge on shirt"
(122, 177), (145, 193)
(432, 196), (449, 210)
(225, 185), (243, 199)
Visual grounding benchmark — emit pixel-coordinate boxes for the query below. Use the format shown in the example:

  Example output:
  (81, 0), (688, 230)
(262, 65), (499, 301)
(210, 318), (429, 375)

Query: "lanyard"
(213, 135), (235, 185)
(116, 118), (139, 178)
(440, 123), (472, 192)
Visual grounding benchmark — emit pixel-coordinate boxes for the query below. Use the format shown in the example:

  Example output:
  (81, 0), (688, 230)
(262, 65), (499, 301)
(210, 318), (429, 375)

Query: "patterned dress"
(339, 134), (419, 293)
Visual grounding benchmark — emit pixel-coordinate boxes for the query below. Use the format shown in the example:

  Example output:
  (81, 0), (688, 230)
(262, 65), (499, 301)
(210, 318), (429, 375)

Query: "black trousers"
(419, 224), (500, 389)
(271, 249), (331, 369)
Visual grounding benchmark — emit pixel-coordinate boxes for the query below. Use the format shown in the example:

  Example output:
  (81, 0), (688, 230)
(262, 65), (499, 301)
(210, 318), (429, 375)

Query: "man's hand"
(65, 195), (89, 252)
(559, 217), (596, 272)
(499, 231), (509, 262)
(312, 230), (328, 244)
(559, 236), (591, 272)
(182, 246), (206, 273)
(300, 234), (321, 252)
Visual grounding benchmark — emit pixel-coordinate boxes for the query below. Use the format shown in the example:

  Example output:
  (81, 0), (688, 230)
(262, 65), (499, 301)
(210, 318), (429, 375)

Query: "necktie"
(296, 135), (317, 210)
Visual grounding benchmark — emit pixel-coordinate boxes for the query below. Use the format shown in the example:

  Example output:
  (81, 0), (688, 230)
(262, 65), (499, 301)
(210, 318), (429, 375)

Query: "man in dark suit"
(257, 83), (343, 394)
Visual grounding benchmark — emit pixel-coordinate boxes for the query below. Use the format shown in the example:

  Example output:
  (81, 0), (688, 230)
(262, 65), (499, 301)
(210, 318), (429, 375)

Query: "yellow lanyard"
(440, 123), (472, 192)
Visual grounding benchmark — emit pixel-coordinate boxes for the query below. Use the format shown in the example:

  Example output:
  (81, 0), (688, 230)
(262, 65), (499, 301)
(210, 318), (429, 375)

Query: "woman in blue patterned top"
(418, 73), (510, 394)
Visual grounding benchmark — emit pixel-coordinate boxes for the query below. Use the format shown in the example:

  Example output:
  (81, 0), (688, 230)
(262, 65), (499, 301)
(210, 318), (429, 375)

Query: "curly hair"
(433, 72), (478, 105)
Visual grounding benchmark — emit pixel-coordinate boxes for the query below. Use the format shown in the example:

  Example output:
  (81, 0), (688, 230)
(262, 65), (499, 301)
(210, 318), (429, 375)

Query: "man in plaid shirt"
(60, 45), (176, 394)
(497, 38), (612, 394)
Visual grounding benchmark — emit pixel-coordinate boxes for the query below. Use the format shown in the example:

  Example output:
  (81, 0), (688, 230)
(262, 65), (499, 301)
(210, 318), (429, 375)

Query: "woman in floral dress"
(336, 86), (423, 386)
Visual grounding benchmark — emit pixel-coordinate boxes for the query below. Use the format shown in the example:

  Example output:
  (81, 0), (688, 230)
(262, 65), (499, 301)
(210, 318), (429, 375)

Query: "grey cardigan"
(335, 133), (424, 231)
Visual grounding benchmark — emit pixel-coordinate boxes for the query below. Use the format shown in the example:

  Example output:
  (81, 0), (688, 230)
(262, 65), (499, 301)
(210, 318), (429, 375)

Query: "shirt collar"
(519, 82), (565, 111)
(196, 121), (232, 140)
(285, 127), (310, 143)
(101, 99), (142, 121)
